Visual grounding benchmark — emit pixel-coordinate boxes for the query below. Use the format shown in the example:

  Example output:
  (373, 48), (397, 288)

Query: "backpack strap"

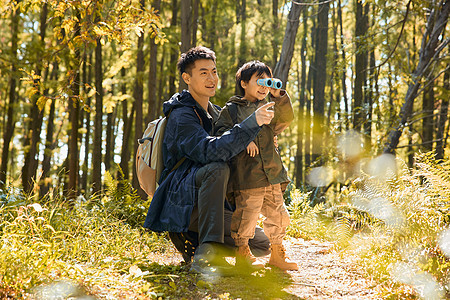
(226, 102), (238, 124)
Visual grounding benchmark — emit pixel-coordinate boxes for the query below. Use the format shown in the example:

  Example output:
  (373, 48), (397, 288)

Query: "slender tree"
(92, 16), (104, 194)
(273, 1), (303, 86)
(312, 0), (329, 163)
(133, 0), (146, 196)
(0, 1), (20, 188)
(384, 0), (449, 154)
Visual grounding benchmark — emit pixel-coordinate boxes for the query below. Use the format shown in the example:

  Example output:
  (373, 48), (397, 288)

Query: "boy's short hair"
(177, 46), (216, 76)
(236, 60), (273, 96)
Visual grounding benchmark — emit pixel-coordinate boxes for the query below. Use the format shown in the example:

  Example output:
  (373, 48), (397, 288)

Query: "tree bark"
(422, 82), (435, 152)
(353, 0), (369, 132)
(271, 0), (279, 67)
(295, 8), (308, 187)
(179, 0), (191, 92)
(169, 0), (178, 96)
(147, 0), (160, 124)
(81, 53), (92, 193)
(22, 3), (48, 194)
(312, 1), (329, 163)
(273, 1), (303, 86)
(384, 0), (450, 154)
(67, 10), (82, 200)
(436, 61), (449, 160)
(39, 60), (58, 198)
(92, 38), (103, 194)
(133, 0), (146, 196)
(0, 2), (20, 188)
(119, 68), (134, 180)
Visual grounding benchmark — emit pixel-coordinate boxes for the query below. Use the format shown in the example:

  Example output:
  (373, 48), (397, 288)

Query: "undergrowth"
(287, 152), (450, 299)
(0, 177), (175, 299)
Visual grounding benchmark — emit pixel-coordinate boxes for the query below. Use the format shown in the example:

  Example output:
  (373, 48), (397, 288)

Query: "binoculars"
(256, 78), (282, 89)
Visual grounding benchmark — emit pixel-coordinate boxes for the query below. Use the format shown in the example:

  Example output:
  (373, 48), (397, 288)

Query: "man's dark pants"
(169, 162), (270, 262)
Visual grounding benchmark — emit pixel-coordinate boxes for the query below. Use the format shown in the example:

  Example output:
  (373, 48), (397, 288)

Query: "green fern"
(103, 167), (151, 228)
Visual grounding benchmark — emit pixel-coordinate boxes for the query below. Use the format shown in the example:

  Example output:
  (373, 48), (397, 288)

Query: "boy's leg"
(260, 184), (290, 244)
(230, 188), (265, 246)
(261, 183), (298, 271)
(231, 188), (266, 268)
(223, 208), (270, 257)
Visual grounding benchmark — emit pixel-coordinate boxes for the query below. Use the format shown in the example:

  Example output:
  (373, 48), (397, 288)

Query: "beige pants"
(231, 184), (290, 247)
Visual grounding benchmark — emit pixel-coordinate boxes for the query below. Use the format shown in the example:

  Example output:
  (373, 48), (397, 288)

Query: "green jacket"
(215, 91), (294, 192)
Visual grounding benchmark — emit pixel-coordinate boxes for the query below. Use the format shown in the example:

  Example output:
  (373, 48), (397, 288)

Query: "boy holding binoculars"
(215, 60), (298, 271)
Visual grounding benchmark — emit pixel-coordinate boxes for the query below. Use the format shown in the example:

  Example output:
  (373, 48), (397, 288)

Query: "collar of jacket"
(227, 95), (267, 107)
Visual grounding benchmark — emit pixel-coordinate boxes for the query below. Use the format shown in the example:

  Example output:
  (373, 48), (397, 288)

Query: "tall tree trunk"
(22, 3), (48, 194)
(105, 108), (115, 172)
(169, 0), (178, 96)
(81, 53), (93, 193)
(133, 0), (146, 196)
(363, 5), (373, 153)
(353, 0), (369, 132)
(436, 61), (449, 160)
(312, 1), (329, 163)
(179, 0), (191, 91)
(384, 0), (449, 154)
(0, 2), (20, 188)
(338, 0), (349, 126)
(192, 0), (199, 46)
(147, 0), (161, 124)
(119, 68), (134, 180)
(273, 1), (303, 85)
(271, 0), (279, 67)
(67, 10), (82, 200)
(305, 10), (315, 170)
(92, 37), (104, 194)
(422, 81), (435, 152)
(295, 8), (308, 188)
(237, 0), (247, 84)
(40, 61), (58, 198)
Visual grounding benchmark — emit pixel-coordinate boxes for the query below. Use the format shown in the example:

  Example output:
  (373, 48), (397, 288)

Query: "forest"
(0, 0), (449, 298)
(0, 0), (448, 198)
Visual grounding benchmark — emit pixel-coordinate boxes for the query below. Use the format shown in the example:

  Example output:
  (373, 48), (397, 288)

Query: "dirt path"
(278, 238), (383, 299)
(157, 237), (386, 299)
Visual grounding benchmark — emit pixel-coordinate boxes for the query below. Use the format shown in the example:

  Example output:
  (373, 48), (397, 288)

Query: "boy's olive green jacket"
(215, 91), (294, 192)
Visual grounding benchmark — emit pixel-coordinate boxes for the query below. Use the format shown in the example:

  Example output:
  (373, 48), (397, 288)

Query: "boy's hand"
(270, 87), (281, 98)
(255, 102), (275, 126)
(246, 141), (259, 157)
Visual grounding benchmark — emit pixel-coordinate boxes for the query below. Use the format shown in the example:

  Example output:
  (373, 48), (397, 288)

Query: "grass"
(3, 152), (450, 299)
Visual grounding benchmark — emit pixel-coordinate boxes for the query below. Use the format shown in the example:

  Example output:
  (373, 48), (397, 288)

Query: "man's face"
(182, 59), (219, 102)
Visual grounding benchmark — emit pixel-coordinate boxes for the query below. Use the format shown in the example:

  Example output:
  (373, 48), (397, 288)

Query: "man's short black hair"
(177, 46), (216, 76)
(235, 60), (272, 96)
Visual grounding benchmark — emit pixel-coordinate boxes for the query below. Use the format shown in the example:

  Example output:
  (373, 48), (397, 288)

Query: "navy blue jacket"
(143, 90), (262, 232)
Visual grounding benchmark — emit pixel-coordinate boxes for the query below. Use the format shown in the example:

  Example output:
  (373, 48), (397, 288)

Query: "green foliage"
(0, 188), (171, 299)
(288, 152), (450, 298)
(103, 168), (151, 228)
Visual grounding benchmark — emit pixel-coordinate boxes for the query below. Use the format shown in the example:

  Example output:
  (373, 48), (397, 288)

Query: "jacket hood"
(163, 90), (197, 116)
(227, 95), (265, 106)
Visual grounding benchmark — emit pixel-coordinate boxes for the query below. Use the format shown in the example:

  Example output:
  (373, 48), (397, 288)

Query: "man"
(143, 46), (275, 275)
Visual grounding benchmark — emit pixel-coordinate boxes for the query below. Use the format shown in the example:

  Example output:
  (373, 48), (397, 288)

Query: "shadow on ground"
(140, 262), (300, 299)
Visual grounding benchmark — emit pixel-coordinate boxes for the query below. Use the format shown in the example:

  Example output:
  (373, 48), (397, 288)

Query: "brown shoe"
(236, 245), (265, 269)
(268, 244), (298, 271)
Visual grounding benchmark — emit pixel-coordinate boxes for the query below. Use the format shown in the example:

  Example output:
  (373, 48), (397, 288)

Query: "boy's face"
(182, 59), (218, 102)
(241, 72), (270, 102)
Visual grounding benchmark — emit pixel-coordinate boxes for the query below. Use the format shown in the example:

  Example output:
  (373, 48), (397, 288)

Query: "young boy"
(215, 60), (298, 271)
